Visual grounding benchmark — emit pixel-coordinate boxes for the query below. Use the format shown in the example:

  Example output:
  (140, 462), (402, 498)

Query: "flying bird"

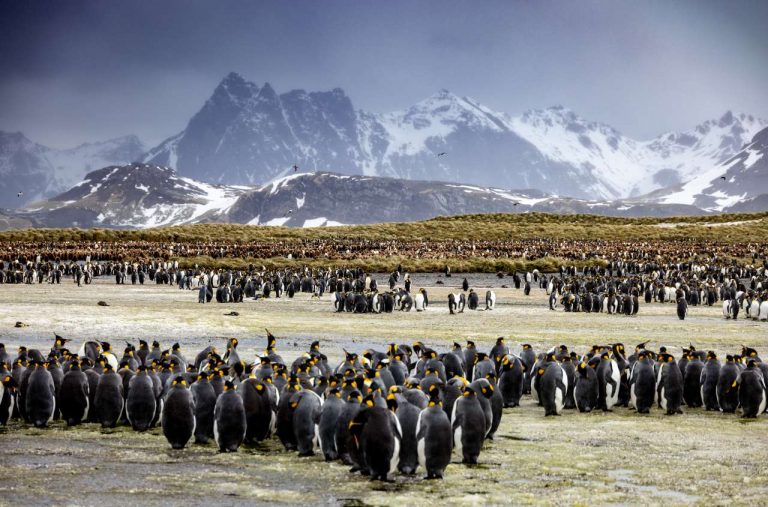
(513, 202), (519, 206)
(436, 152), (447, 157)
(293, 164), (299, 172)
(720, 176), (727, 180)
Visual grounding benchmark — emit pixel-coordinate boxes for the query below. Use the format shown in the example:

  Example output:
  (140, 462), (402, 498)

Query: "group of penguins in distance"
(1, 335), (766, 481)
(333, 277), (496, 314)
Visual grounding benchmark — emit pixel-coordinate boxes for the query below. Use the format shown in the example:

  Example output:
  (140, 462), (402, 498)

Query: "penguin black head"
(725, 354), (734, 362)
(310, 341), (320, 351)
(103, 364), (114, 374)
(659, 353), (675, 363)
(347, 390), (362, 402)
(223, 380), (236, 391)
(746, 359), (758, 369)
(385, 393), (398, 412)
(152, 340), (160, 349)
(361, 393), (376, 408)
(496, 337), (505, 345)
(172, 343), (181, 352)
(546, 352), (558, 362)
(742, 346), (758, 358)
(521, 344), (531, 350)
(172, 375), (187, 387)
(139, 340), (148, 349)
(137, 365), (148, 373)
(475, 352), (488, 363)
(328, 387), (341, 398)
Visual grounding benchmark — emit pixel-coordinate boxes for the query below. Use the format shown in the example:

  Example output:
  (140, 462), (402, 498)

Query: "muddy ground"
(1, 277), (767, 506)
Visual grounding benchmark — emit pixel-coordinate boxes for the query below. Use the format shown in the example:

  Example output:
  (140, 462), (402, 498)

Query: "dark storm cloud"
(0, 0), (766, 148)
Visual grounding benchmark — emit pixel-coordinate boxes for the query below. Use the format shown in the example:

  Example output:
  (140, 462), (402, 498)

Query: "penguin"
(498, 355), (524, 408)
(683, 354), (704, 408)
(416, 384), (452, 479)
(489, 337), (509, 373)
(596, 352), (620, 411)
(414, 288), (428, 312)
(348, 394), (402, 481)
(628, 351), (655, 413)
(467, 290), (479, 310)
(559, 356), (577, 410)
(737, 360), (767, 418)
(277, 378), (302, 451)
(462, 278), (469, 291)
(484, 374), (503, 438)
(59, 360), (89, 426)
(716, 355), (740, 413)
(574, 359), (599, 413)
(1, 373), (18, 425)
(94, 364), (123, 428)
(676, 297), (687, 320)
(448, 293), (457, 314)
(336, 390), (363, 466)
(241, 377), (275, 444)
(472, 353), (495, 383)
(450, 384), (486, 464)
(463, 341), (477, 382)
(520, 344), (536, 395)
(390, 388), (421, 475)
(100, 342), (119, 371)
(700, 351), (721, 411)
(292, 389), (323, 456)
(536, 361), (567, 416)
(214, 380), (247, 452)
(161, 376), (196, 449)
(126, 366), (157, 431)
(190, 372), (217, 444)
(485, 290), (496, 310)
(656, 353), (683, 415)
(318, 387), (345, 461)
(25, 361), (56, 428)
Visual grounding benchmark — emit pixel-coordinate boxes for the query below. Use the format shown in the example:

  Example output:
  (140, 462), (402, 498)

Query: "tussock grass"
(1, 211), (766, 243)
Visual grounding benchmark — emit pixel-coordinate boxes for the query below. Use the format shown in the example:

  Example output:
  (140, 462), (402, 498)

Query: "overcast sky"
(1, 0), (766, 149)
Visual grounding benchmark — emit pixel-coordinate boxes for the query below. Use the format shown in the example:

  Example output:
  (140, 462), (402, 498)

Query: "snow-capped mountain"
(649, 126), (768, 211)
(17, 163), (248, 228)
(144, 72), (765, 201)
(7, 165), (712, 230)
(0, 131), (145, 205)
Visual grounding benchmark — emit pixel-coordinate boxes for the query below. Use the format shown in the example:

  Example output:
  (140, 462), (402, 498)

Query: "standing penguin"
(25, 361), (56, 428)
(676, 297), (688, 320)
(126, 366), (157, 431)
(451, 385), (488, 464)
(349, 394), (403, 481)
(462, 278), (469, 291)
(574, 359), (599, 413)
(318, 387), (345, 461)
(162, 376), (196, 449)
(536, 361), (567, 416)
(716, 355), (740, 413)
(241, 377), (275, 444)
(700, 351), (721, 411)
(628, 351), (655, 413)
(94, 364), (123, 428)
(416, 385), (452, 479)
(391, 388), (421, 475)
(190, 372), (217, 444)
(656, 353), (683, 415)
(0, 374), (17, 425)
(59, 361), (90, 426)
(596, 352), (620, 411)
(737, 360), (767, 418)
(292, 390), (323, 456)
(214, 380), (247, 452)
(683, 354), (704, 408)
(498, 355), (524, 408)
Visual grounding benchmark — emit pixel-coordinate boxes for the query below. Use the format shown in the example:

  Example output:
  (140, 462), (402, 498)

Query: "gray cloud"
(0, 0), (766, 148)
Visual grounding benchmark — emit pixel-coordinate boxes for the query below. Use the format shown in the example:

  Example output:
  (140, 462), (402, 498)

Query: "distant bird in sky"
(436, 152), (447, 157)
(293, 164), (299, 172)
(720, 176), (727, 180)
(512, 202), (519, 206)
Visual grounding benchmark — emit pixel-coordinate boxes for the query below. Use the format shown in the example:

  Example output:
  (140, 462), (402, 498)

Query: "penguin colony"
(1, 335), (766, 482)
